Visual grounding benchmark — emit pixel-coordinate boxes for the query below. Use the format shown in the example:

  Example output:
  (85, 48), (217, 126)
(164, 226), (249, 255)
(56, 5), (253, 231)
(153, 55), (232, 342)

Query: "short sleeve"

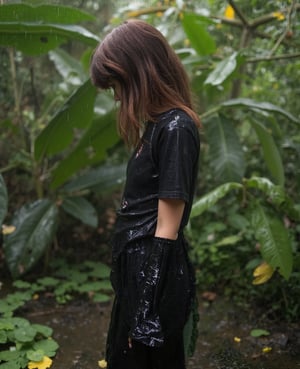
(155, 117), (199, 203)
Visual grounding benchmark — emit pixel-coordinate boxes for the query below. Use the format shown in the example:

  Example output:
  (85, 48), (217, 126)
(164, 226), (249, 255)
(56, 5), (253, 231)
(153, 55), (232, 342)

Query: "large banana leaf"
(181, 13), (216, 56)
(0, 3), (95, 23)
(49, 49), (86, 86)
(34, 79), (97, 160)
(0, 4), (98, 55)
(50, 111), (119, 189)
(62, 163), (126, 194)
(0, 174), (8, 226)
(221, 98), (300, 125)
(249, 202), (293, 280)
(3, 199), (59, 278)
(191, 182), (242, 218)
(250, 119), (285, 186)
(204, 114), (246, 183)
(61, 197), (98, 228)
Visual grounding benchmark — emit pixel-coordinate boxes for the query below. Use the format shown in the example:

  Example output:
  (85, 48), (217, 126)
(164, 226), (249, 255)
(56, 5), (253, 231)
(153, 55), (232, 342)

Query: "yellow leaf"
(98, 359), (107, 368)
(252, 262), (274, 285)
(234, 336), (241, 343)
(262, 346), (272, 353)
(272, 12), (285, 21)
(224, 5), (235, 19)
(28, 356), (52, 369)
(2, 224), (16, 235)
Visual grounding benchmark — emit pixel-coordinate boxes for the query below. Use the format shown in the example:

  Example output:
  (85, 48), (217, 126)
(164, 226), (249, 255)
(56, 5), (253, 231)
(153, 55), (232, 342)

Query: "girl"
(90, 19), (200, 369)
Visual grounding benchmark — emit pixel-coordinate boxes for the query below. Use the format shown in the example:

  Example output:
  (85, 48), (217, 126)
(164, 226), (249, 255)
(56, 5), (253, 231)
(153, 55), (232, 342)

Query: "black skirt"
(106, 235), (197, 369)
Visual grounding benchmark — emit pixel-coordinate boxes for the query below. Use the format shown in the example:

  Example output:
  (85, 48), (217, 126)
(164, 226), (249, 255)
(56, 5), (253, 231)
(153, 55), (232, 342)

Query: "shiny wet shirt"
(112, 108), (200, 258)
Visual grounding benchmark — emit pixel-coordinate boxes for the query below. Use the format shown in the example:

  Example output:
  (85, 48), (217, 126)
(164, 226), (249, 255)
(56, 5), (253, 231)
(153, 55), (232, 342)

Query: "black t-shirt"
(113, 108), (200, 257)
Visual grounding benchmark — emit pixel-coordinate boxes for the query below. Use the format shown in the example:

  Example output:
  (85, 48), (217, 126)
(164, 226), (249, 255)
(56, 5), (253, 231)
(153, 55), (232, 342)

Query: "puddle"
(23, 296), (300, 369)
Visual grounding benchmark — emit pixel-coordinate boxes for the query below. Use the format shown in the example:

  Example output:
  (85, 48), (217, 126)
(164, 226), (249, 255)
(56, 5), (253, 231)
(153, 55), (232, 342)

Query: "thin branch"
(125, 6), (168, 18)
(269, 0), (296, 56)
(228, 0), (250, 27)
(247, 52), (300, 63)
(211, 15), (243, 28)
(212, 4), (300, 31)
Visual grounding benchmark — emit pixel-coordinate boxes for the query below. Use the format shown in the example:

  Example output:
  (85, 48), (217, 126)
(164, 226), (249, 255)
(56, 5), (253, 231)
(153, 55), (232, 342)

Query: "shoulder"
(155, 109), (199, 142)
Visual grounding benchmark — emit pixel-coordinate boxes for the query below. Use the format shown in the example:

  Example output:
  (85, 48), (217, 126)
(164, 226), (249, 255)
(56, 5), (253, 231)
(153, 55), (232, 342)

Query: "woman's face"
(110, 80), (121, 101)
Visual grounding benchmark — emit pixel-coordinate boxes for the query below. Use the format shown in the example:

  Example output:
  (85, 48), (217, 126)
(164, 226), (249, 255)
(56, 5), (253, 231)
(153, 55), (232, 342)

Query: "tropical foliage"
(0, 0), (299, 312)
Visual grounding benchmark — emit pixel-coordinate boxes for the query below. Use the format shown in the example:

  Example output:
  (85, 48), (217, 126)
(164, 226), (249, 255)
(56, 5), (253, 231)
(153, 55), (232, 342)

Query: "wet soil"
(23, 295), (300, 369)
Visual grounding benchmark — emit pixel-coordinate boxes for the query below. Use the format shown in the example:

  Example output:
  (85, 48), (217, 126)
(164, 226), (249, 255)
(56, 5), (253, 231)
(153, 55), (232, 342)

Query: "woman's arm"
(155, 198), (185, 240)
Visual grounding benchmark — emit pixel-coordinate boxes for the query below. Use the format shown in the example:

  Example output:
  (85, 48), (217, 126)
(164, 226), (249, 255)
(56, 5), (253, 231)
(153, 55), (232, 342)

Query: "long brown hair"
(90, 19), (200, 147)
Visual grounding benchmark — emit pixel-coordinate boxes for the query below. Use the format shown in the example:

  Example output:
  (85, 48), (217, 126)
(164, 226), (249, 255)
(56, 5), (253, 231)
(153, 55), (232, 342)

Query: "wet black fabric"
(112, 109), (200, 259)
(106, 235), (195, 369)
(106, 108), (200, 369)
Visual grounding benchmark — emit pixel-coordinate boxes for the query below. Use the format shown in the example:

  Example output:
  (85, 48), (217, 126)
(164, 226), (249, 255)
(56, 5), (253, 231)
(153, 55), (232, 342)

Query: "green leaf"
(0, 174), (8, 226)
(35, 79), (97, 160)
(37, 277), (60, 288)
(0, 318), (14, 330)
(221, 98), (300, 125)
(92, 293), (111, 303)
(0, 4), (98, 55)
(191, 182), (242, 218)
(31, 324), (53, 337)
(14, 325), (37, 342)
(63, 163), (126, 193)
(250, 119), (285, 185)
(49, 49), (86, 85)
(13, 280), (32, 289)
(249, 202), (293, 280)
(204, 114), (246, 182)
(245, 176), (285, 203)
(0, 362), (20, 369)
(50, 110), (119, 188)
(61, 197), (98, 228)
(33, 338), (59, 357)
(245, 177), (300, 221)
(205, 52), (238, 86)
(181, 13), (216, 56)
(26, 349), (44, 362)
(3, 199), (59, 278)
(0, 330), (7, 344)
(0, 350), (20, 362)
(11, 317), (30, 328)
(84, 261), (111, 279)
(0, 350), (22, 369)
(77, 281), (111, 293)
(250, 329), (270, 337)
(215, 235), (242, 246)
(0, 23), (99, 55)
(0, 4), (95, 23)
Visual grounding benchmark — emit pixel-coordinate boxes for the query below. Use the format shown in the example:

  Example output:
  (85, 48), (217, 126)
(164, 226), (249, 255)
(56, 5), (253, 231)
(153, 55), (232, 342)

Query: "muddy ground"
(22, 295), (300, 369)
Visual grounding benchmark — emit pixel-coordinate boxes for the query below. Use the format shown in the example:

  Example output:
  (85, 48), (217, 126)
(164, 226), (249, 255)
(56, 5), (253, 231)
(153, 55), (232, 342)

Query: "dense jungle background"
(0, 1), (300, 368)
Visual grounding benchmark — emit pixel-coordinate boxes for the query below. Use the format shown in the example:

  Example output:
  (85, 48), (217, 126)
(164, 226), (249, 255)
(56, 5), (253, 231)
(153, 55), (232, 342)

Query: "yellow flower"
(234, 336), (241, 343)
(252, 262), (274, 285)
(183, 38), (190, 47)
(2, 224), (16, 235)
(262, 346), (272, 353)
(272, 12), (285, 21)
(98, 359), (107, 368)
(28, 356), (52, 369)
(224, 5), (235, 19)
